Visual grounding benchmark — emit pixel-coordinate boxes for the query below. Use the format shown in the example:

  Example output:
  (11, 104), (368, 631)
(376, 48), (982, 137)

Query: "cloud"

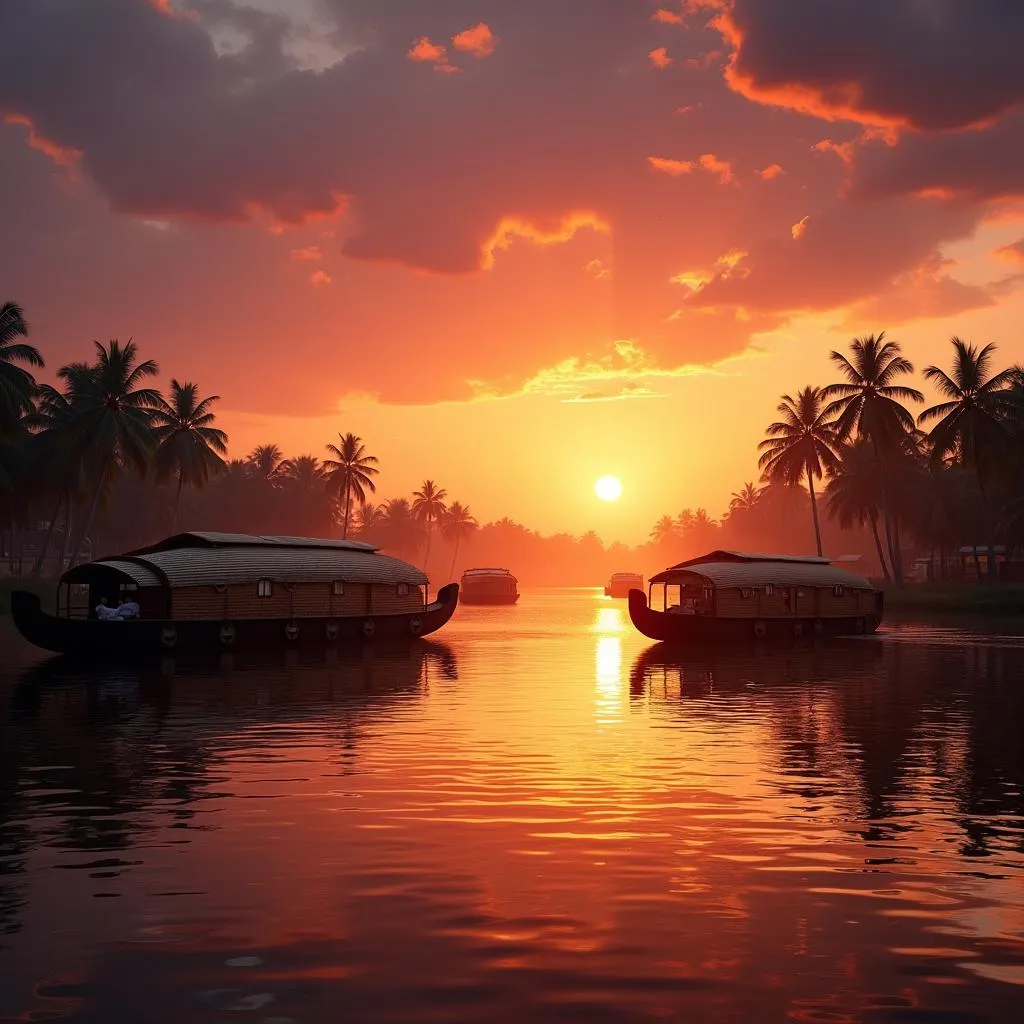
(0, 0), (1020, 409)
(707, 0), (1024, 131)
(756, 163), (783, 181)
(309, 269), (332, 286)
(451, 22), (498, 58)
(994, 239), (1024, 265)
(648, 47), (672, 69)
(290, 245), (323, 261)
(791, 216), (809, 240)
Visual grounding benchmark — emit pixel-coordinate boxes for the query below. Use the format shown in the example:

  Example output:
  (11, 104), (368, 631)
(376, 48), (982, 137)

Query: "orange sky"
(2, 0), (1024, 544)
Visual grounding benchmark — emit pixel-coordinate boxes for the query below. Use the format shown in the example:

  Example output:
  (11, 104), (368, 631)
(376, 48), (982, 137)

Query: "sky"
(2, 0), (1024, 545)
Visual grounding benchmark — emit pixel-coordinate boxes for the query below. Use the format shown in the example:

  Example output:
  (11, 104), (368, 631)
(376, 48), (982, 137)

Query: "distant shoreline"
(882, 584), (1024, 616)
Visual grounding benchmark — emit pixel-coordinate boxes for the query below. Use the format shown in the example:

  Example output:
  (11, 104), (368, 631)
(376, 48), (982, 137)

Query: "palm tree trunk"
(423, 524), (433, 571)
(58, 496), (73, 574)
(342, 469), (352, 539)
(32, 492), (64, 577)
(170, 469), (185, 534)
(871, 438), (903, 586)
(69, 454), (111, 567)
(448, 535), (460, 582)
(869, 512), (891, 583)
(806, 468), (823, 556)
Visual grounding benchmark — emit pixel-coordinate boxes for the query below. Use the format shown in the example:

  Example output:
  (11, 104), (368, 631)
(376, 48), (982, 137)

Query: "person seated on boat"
(95, 598), (119, 620)
(116, 598), (140, 619)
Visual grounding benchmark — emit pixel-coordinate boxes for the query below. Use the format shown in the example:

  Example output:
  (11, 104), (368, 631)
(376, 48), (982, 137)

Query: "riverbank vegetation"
(2, 300), (1022, 600)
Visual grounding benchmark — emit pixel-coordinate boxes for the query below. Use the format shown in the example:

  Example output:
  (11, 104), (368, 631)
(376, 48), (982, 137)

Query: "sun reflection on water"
(594, 604), (624, 724)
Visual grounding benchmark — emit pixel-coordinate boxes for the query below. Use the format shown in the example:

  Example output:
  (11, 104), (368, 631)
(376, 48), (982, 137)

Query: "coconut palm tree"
(352, 500), (384, 540)
(918, 339), (1017, 580)
(649, 514), (678, 545)
(324, 433), (379, 539)
(823, 333), (923, 582)
(443, 501), (478, 581)
(281, 455), (326, 492)
(379, 497), (421, 560)
(824, 440), (891, 581)
(412, 479), (448, 571)
(152, 380), (228, 533)
(758, 386), (841, 556)
(1, 301), (43, 437)
(246, 444), (285, 483)
(729, 482), (761, 512)
(62, 340), (161, 566)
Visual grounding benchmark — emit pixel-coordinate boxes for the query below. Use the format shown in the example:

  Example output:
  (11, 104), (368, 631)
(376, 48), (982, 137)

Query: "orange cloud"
(584, 258), (611, 280)
(685, 50), (724, 70)
(994, 239), (1024, 265)
(791, 215), (810, 239)
(482, 212), (610, 271)
(699, 153), (735, 184)
(3, 114), (80, 168)
(452, 23), (498, 58)
(652, 9), (684, 25)
(648, 47), (672, 69)
(290, 246), (323, 262)
(407, 37), (450, 64)
(757, 163), (784, 181)
(648, 155), (695, 176)
(812, 139), (855, 166)
(309, 270), (332, 287)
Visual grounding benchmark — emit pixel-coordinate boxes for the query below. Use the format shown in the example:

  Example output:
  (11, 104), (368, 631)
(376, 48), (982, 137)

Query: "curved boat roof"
(462, 567), (515, 577)
(651, 550), (873, 589)
(63, 532), (427, 588)
(610, 572), (644, 580)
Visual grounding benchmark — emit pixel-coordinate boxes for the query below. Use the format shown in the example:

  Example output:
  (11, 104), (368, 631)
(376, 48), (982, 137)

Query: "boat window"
(832, 584), (844, 597)
(257, 578), (273, 597)
(397, 582), (410, 596)
(332, 581), (345, 596)
(796, 588), (805, 598)
(764, 583), (774, 597)
(741, 587), (754, 599)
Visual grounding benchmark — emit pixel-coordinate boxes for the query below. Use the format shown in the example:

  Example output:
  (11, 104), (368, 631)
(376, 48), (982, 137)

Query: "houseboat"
(627, 550), (883, 644)
(605, 572), (644, 598)
(11, 531), (459, 658)
(459, 568), (519, 605)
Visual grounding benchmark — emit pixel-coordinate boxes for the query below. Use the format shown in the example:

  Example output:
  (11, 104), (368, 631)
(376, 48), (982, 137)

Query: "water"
(2, 590), (1023, 1023)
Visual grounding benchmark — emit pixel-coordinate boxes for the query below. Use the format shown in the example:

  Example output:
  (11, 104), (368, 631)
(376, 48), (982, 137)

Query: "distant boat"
(11, 531), (459, 659)
(627, 550), (883, 644)
(605, 572), (644, 598)
(460, 568), (519, 605)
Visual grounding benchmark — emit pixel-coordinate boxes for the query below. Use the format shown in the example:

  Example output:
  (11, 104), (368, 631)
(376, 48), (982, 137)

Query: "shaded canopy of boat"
(650, 550), (874, 590)
(462, 568), (516, 577)
(61, 532), (429, 589)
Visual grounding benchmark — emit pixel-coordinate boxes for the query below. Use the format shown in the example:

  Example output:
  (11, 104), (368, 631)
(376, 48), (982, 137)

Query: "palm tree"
(758, 386), (841, 556)
(152, 380), (228, 533)
(729, 482), (761, 512)
(62, 340), (161, 566)
(246, 444), (285, 483)
(824, 440), (891, 581)
(649, 514), (678, 545)
(352, 500), (384, 540)
(412, 479), (448, 571)
(443, 501), (478, 581)
(281, 455), (326, 491)
(380, 497), (421, 560)
(823, 333), (923, 582)
(919, 339), (1017, 580)
(1, 301), (43, 437)
(324, 433), (379, 539)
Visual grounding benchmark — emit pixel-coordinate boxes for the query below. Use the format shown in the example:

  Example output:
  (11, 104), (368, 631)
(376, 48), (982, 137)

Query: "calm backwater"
(1, 591), (1023, 1023)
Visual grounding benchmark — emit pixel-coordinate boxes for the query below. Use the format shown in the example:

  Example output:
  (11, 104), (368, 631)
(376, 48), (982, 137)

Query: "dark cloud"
(711, 0), (1024, 131)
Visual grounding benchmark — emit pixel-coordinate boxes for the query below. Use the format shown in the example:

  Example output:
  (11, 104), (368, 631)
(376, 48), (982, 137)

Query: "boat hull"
(627, 589), (881, 644)
(11, 584), (459, 660)
(461, 592), (519, 606)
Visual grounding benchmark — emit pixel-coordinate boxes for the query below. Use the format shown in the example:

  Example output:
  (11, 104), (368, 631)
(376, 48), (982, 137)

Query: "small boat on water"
(11, 531), (459, 658)
(605, 572), (644, 598)
(459, 568), (519, 605)
(628, 550), (883, 644)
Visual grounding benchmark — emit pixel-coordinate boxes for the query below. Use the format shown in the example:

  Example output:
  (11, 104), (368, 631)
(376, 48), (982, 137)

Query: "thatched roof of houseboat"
(651, 551), (873, 590)
(62, 532), (427, 588)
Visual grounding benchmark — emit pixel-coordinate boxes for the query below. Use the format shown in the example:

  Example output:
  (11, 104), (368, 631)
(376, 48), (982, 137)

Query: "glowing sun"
(595, 475), (623, 502)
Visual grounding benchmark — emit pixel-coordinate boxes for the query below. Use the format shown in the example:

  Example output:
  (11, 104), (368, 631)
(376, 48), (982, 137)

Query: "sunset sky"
(3, 0), (1024, 544)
